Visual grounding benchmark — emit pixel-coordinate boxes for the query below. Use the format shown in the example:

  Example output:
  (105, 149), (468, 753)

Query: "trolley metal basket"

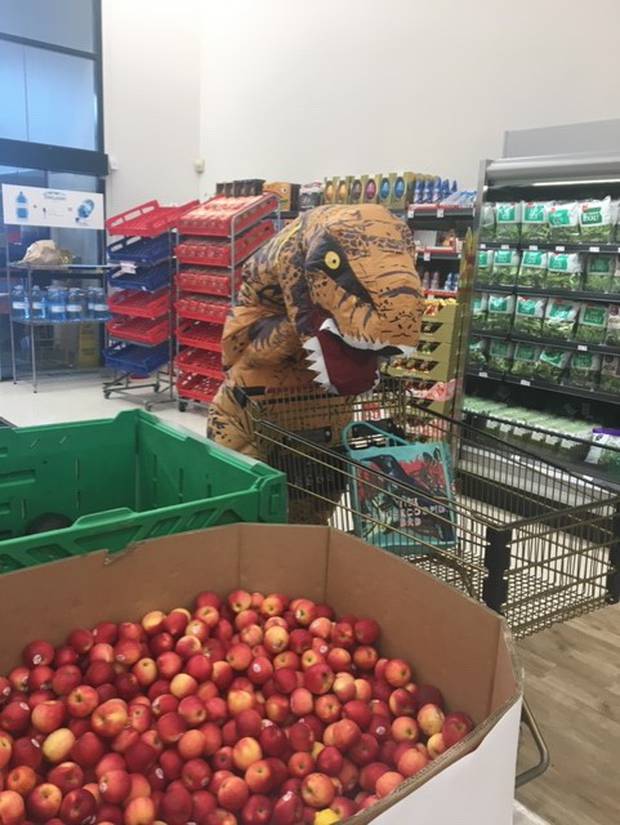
(243, 378), (620, 641)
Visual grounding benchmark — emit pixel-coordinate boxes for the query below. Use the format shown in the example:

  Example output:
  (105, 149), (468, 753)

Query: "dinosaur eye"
(324, 251), (341, 270)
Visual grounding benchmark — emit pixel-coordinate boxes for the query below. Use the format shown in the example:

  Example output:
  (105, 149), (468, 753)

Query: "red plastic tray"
(178, 194), (278, 237)
(176, 320), (223, 352)
(108, 288), (170, 320)
(176, 268), (242, 297)
(177, 373), (223, 404)
(175, 348), (224, 380)
(106, 199), (199, 237)
(176, 221), (275, 267)
(107, 316), (170, 346)
(175, 296), (230, 325)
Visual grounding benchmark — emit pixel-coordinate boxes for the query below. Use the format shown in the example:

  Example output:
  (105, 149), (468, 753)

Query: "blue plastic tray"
(108, 259), (173, 292)
(107, 234), (172, 267)
(104, 341), (170, 377)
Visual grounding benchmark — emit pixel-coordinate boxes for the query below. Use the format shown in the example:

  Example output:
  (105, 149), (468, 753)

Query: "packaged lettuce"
(542, 299), (579, 340)
(476, 249), (494, 285)
(480, 204), (495, 241)
(606, 306), (620, 347)
(513, 295), (545, 336)
(494, 202), (522, 242)
(575, 303), (608, 345)
(486, 293), (515, 332)
(518, 250), (548, 287)
(468, 337), (487, 367)
(579, 197), (613, 243)
(586, 428), (620, 474)
(471, 293), (488, 329)
(545, 252), (583, 290)
(548, 201), (580, 242)
(510, 342), (540, 378)
(487, 339), (513, 372)
(584, 255), (613, 292)
(609, 260), (620, 294)
(521, 201), (551, 242)
(567, 352), (601, 390)
(600, 356), (620, 394)
(491, 249), (520, 286)
(535, 347), (571, 382)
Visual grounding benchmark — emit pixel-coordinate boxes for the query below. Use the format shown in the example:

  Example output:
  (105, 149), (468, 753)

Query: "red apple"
(353, 646), (379, 672)
(124, 740), (158, 773)
(264, 695), (289, 725)
(241, 793), (272, 825)
(191, 789), (217, 824)
(442, 712), (474, 747)
(71, 731), (105, 768)
(303, 665), (334, 696)
(26, 782), (62, 821)
(384, 659), (412, 689)
(244, 759), (273, 795)
(316, 746), (343, 777)
(263, 627), (289, 656)
(260, 595), (285, 618)
(300, 772), (335, 809)
(131, 659), (157, 689)
(47, 761), (84, 794)
(6, 765), (36, 796)
(123, 795), (156, 825)
(427, 732), (447, 759)
(232, 737), (262, 771)
(0, 701), (31, 735)
(354, 618), (380, 646)
(259, 724), (287, 758)
(247, 658), (273, 688)
(58, 788), (97, 825)
(0, 790), (25, 825)
(391, 716), (420, 743)
(331, 623), (354, 649)
(91, 700), (128, 738)
(375, 770), (405, 798)
(417, 684), (445, 710)
(66, 686), (99, 719)
(217, 775), (249, 812)
(417, 704), (445, 738)
(288, 752), (314, 779)
(228, 590), (252, 614)
(160, 749), (184, 781)
(152, 693), (178, 718)
(85, 661), (115, 688)
(359, 761), (390, 792)
(271, 790), (303, 825)
(156, 712), (187, 745)
(99, 769), (131, 804)
(397, 746), (429, 777)
(348, 733), (380, 767)
(389, 688), (417, 718)
(315, 694), (342, 725)
(28, 665), (54, 692)
(11, 736), (42, 770)
(185, 655), (213, 683)
(182, 758), (212, 792)
(90, 643), (115, 664)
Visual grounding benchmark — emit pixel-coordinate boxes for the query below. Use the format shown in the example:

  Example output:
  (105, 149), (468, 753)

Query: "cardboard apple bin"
(0, 524), (523, 825)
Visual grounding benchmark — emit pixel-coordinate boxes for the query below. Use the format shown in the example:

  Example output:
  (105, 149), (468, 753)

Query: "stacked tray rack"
(174, 194), (278, 410)
(103, 200), (197, 408)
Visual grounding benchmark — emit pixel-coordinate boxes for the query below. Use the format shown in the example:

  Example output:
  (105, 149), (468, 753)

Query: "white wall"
(200, 0), (620, 192)
(102, 0), (203, 217)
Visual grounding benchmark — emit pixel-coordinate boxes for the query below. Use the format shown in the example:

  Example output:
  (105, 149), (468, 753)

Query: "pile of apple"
(0, 590), (474, 825)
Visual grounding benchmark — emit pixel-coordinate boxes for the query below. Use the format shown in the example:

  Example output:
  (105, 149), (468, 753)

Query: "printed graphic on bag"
(546, 252), (583, 290)
(585, 255), (614, 292)
(600, 355), (620, 393)
(542, 299), (579, 340)
(491, 248), (520, 285)
(513, 295), (546, 336)
(548, 201), (580, 242)
(480, 203), (495, 241)
(477, 249), (494, 285)
(468, 337), (487, 366)
(519, 250), (548, 287)
(580, 197), (614, 243)
(511, 342), (541, 377)
(472, 293), (488, 328)
(535, 347), (571, 382)
(486, 293), (515, 331)
(494, 202), (522, 242)
(488, 339), (514, 372)
(568, 351), (601, 390)
(575, 303), (608, 344)
(522, 201), (551, 241)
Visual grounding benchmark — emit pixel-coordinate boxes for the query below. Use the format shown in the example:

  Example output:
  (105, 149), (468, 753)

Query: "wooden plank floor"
(516, 603), (620, 825)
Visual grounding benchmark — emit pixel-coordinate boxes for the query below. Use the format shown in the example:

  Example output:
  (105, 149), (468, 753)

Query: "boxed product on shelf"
(262, 182), (299, 212)
(363, 174), (380, 203)
(575, 303), (608, 344)
(336, 175), (352, 204)
(518, 250), (548, 287)
(567, 351), (601, 390)
(541, 298), (579, 340)
(521, 201), (552, 242)
(494, 202), (522, 242)
(323, 176), (337, 204)
(298, 181), (323, 210)
(491, 248), (520, 286)
(546, 252), (583, 290)
(535, 347), (571, 382)
(513, 295), (546, 336)
(600, 355), (620, 393)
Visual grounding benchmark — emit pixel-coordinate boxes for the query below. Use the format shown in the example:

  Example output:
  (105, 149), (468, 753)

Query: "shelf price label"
(555, 245), (565, 252)
(437, 207), (444, 218)
(589, 246), (600, 253)
(478, 371), (488, 378)
(500, 244), (510, 250)
(423, 251), (431, 261)
(520, 379), (531, 386)
(407, 206), (415, 218)
(528, 245), (539, 251)
(577, 344), (588, 352)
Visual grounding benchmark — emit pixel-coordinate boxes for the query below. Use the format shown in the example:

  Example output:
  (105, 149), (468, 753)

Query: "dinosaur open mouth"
(302, 318), (416, 395)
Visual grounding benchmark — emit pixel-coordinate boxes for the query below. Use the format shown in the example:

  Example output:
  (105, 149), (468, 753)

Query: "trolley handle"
(515, 697), (550, 788)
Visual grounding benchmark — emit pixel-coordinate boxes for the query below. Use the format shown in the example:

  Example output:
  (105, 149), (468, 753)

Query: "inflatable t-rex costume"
(207, 204), (424, 517)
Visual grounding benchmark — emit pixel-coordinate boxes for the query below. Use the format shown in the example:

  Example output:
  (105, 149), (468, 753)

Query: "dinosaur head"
(289, 205), (423, 395)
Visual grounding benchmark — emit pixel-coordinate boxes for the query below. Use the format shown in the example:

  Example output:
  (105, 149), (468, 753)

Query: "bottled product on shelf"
(10, 283), (109, 323)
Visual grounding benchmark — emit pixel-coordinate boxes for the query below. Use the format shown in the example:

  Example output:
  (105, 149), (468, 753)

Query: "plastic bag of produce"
(575, 303), (608, 344)
(480, 204), (495, 241)
(579, 197), (614, 243)
(476, 249), (494, 285)
(606, 306), (620, 347)
(494, 202), (522, 242)
(586, 428), (620, 476)
(487, 339), (513, 372)
(513, 295), (546, 336)
(518, 250), (548, 287)
(600, 355), (620, 393)
(610, 261), (620, 294)
(521, 201), (551, 242)
(468, 337), (487, 367)
(471, 293), (488, 329)
(567, 351), (601, 390)
(535, 347), (571, 382)
(584, 255), (613, 292)
(511, 342), (541, 377)
(545, 252), (583, 290)
(486, 293), (515, 332)
(548, 201), (580, 242)
(491, 249), (520, 286)
(542, 299), (579, 340)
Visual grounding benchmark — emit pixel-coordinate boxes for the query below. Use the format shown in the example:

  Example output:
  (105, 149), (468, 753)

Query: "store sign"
(1, 184), (104, 230)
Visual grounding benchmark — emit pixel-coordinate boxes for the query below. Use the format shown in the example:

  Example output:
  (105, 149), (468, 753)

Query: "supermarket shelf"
(8, 263), (116, 275)
(175, 348), (224, 380)
(424, 289), (458, 298)
(12, 316), (108, 326)
(480, 240), (620, 255)
(176, 220), (275, 268)
(475, 283), (620, 304)
(473, 330), (620, 357)
(416, 248), (460, 261)
(178, 194), (279, 237)
(106, 199), (198, 237)
(467, 369), (620, 406)
(176, 321), (223, 352)
(408, 205), (474, 220)
(107, 316), (170, 347)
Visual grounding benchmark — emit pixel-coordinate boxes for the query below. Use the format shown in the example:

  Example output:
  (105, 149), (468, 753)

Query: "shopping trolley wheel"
(178, 401), (188, 412)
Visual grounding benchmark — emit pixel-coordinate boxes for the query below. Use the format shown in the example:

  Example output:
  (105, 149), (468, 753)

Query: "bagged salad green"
(606, 306), (620, 347)
(480, 204), (495, 241)
(487, 339), (513, 372)
(485, 293), (515, 332)
(542, 299), (579, 340)
(610, 261), (620, 294)
(518, 250), (548, 288)
(548, 201), (580, 242)
(586, 429), (620, 476)
(471, 293), (488, 329)
(584, 255), (613, 292)
(491, 249), (520, 286)
(575, 303), (608, 344)
(510, 342), (540, 378)
(545, 252), (583, 290)
(476, 249), (493, 285)
(535, 347), (571, 382)
(579, 197), (614, 243)
(567, 352), (601, 390)
(468, 337), (487, 367)
(513, 295), (545, 336)
(494, 202), (522, 242)
(600, 355), (620, 394)
(521, 201), (551, 242)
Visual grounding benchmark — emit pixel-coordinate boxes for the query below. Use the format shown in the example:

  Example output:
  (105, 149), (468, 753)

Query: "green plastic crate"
(0, 410), (286, 573)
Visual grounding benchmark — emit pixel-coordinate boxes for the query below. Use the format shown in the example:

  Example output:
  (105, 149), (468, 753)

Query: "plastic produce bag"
(494, 202), (522, 242)
(579, 197), (614, 243)
(600, 355), (620, 393)
(19, 240), (73, 266)
(610, 261), (620, 294)
(535, 347), (571, 382)
(476, 249), (494, 285)
(546, 253), (583, 290)
(513, 295), (546, 336)
(542, 299), (579, 340)
(486, 293), (515, 332)
(521, 201), (552, 242)
(471, 293), (488, 329)
(575, 303), (608, 345)
(468, 337), (487, 367)
(548, 201), (580, 242)
(584, 255), (613, 292)
(487, 339), (513, 372)
(606, 306), (620, 347)
(567, 352), (601, 390)
(480, 204), (495, 241)
(518, 250), (548, 288)
(511, 342), (540, 378)
(586, 428), (620, 476)
(491, 249), (520, 286)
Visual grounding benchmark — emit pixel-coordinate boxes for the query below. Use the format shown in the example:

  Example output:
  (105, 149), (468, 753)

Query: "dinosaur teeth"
(318, 318), (417, 355)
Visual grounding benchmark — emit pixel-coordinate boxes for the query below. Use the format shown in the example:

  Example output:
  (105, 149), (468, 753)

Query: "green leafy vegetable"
(600, 356), (620, 393)
(476, 249), (493, 285)
(491, 249), (520, 286)
(605, 306), (620, 347)
(521, 201), (551, 242)
(487, 339), (513, 373)
(542, 299), (579, 340)
(535, 348), (571, 382)
(575, 303), (608, 345)
(494, 202), (522, 242)
(548, 201), (580, 242)
(513, 295), (546, 336)
(567, 352), (601, 390)
(510, 343), (540, 377)
(486, 293), (515, 332)
(545, 253), (583, 290)
(480, 204), (495, 241)
(468, 337), (487, 366)
(579, 197), (614, 243)
(518, 250), (548, 288)
(584, 255), (613, 292)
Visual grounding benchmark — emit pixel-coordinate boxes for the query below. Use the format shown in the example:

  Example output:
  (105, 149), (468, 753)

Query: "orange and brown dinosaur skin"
(207, 204), (423, 459)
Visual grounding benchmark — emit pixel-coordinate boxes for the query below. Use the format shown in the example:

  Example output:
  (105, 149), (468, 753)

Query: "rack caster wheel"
(154, 382), (161, 393)
(178, 401), (188, 412)
(103, 390), (111, 399)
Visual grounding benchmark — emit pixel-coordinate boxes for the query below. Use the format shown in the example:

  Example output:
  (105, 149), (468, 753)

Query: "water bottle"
(48, 286), (67, 322)
(423, 180), (434, 204)
(16, 191), (29, 221)
(414, 180), (425, 204)
(10, 283), (28, 320)
(451, 180), (458, 193)
(441, 179), (451, 201)
(422, 271), (430, 291)
(87, 287), (96, 319)
(30, 285), (47, 321)
(430, 271), (441, 291)
(66, 288), (83, 322)
(93, 288), (109, 320)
